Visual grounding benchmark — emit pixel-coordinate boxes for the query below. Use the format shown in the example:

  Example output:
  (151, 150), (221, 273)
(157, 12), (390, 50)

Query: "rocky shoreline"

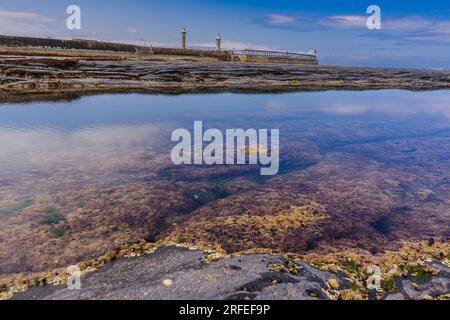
(9, 246), (449, 300)
(0, 58), (449, 99)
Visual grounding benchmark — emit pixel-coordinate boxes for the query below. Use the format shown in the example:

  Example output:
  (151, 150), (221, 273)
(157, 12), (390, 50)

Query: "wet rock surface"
(383, 261), (450, 300)
(1, 59), (449, 97)
(11, 246), (344, 300)
(11, 246), (449, 300)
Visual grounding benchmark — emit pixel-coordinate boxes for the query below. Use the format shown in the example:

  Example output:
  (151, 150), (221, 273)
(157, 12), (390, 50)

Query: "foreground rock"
(0, 58), (449, 98)
(384, 261), (450, 300)
(11, 246), (449, 300)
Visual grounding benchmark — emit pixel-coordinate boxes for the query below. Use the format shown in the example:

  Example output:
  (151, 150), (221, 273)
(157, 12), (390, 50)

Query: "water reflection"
(0, 90), (449, 276)
(0, 90), (449, 174)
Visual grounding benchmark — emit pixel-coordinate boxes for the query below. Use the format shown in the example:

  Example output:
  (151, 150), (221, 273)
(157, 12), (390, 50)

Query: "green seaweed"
(343, 259), (359, 273)
(49, 227), (67, 238)
(44, 206), (59, 214)
(41, 212), (65, 225)
(407, 266), (432, 281)
(0, 198), (33, 217)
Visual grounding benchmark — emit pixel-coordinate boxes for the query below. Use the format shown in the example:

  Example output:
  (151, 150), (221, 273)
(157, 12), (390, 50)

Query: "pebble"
(163, 279), (173, 286)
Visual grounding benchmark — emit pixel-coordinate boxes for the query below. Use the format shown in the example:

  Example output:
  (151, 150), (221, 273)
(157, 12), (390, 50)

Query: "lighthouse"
(216, 33), (221, 51)
(181, 27), (187, 49)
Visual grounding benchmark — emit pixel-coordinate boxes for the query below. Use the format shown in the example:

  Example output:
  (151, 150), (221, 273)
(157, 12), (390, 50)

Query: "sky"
(0, 0), (449, 68)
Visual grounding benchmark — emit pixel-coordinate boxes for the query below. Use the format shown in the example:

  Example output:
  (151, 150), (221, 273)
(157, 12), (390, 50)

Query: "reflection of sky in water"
(0, 90), (449, 176)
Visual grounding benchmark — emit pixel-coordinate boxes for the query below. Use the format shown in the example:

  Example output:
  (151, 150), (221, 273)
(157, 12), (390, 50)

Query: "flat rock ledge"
(11, 246), (449, 300)
(1, 59), (449, 99)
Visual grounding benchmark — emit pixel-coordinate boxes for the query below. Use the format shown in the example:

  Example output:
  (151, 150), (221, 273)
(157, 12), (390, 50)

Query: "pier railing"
(234, 49), (317, 61)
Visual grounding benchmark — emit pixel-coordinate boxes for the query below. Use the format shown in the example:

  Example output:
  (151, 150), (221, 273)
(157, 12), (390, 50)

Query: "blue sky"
(0, 0), (449, 68)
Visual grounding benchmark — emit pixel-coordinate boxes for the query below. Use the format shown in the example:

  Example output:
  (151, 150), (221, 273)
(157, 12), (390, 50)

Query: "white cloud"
(0, 9), (57, 37)
(192, 40), (278, 51)
(384, 16), (432, 29)
(112, 39), (278, 51)
(384, 17), (450, 43)
(127, 27), (137, 34)
(323, 14), (447, 31)
(0, 9), (54, 22)
(265, 14), (296, 25)
(322, 14), (450, 43)
(323, 15), (367, 28)
(110, 39), (179, 48)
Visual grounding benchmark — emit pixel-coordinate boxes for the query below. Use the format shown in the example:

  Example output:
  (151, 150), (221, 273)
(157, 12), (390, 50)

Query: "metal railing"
(234, 49), (317, 61)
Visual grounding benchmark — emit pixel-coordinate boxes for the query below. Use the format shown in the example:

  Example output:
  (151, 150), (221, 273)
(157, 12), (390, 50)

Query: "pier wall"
(0, 35), (318, 65)
(0, 35), (233, 61)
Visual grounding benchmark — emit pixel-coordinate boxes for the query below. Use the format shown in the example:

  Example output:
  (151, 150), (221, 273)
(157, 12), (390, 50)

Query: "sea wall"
(0, 35), (233, 61)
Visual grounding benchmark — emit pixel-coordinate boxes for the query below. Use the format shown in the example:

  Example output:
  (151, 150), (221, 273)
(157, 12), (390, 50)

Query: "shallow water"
(0, 90), (449, 275)
(1, 91), (449, 174)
